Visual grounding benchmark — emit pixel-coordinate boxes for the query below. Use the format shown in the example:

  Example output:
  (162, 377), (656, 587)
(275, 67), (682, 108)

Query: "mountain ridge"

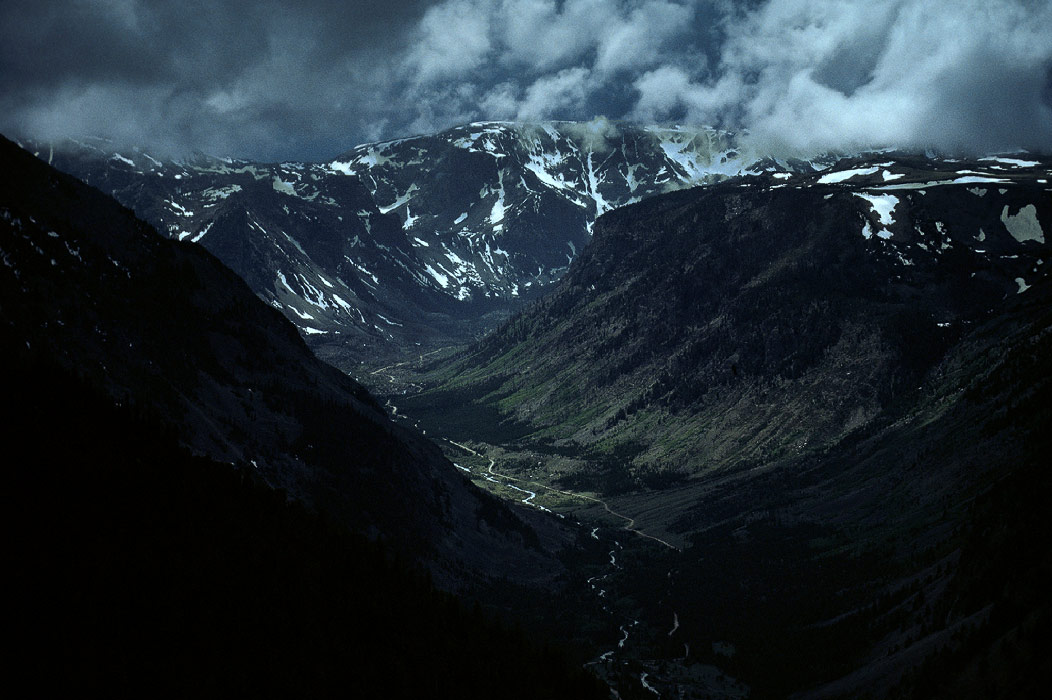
(4, 338), (606, 699)
(388, 151), (1052, 697)
(22, 121), (771, 366)
(0, 133), (570, 587)
(9, 126), (1052, 696)
(27, 121), (1047, 374)
(403, 153), (1051, 485)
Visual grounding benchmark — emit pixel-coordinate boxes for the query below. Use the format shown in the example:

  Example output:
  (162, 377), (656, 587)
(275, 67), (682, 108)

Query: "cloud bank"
(631, 0), (1052, 156)
(2, 0), (1049, 160)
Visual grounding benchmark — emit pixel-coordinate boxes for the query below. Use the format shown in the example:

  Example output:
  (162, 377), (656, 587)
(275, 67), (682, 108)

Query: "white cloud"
(404, 0), (493, 83)
(480, 82), (522, 118)
(594, 1), (695, 74)
(5, 0), (1050, 160)
(630, 64), (744, 129)
(496, 0), (605, 71)
(687, 0), (1052, 156)
(516, 67), (593, 120)
(395, 0), (709, 133)
(380, 0), (1052, 156)
(560, 115), (622, 151)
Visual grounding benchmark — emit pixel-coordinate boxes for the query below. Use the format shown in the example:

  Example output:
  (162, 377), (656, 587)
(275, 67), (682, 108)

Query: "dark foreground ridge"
(3, 346), (603, 699)
(1, 133), (603, 697)
(0, 133), (567, 587)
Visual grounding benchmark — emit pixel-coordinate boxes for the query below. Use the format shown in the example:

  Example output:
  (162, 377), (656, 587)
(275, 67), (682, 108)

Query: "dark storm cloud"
(2, 1), (1050, 161)
(0, 0), (435, 160)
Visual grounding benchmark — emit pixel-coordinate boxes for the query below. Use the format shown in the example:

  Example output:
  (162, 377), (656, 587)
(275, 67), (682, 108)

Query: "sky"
(2, 0), (1051, 162)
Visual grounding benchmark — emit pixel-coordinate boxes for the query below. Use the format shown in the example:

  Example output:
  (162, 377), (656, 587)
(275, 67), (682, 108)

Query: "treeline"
(4, 342), (605, 699)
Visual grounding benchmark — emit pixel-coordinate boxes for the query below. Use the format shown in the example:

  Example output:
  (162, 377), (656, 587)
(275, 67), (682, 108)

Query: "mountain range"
(0, 133), (574, 586)
(24, 120), (781, 367)
(398, 149), (1052, 696)
(408, 152), (1051, 485)
(6, 120), (1052, 698)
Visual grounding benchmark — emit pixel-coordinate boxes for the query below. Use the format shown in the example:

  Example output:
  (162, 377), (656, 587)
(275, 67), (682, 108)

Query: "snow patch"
(1001, 204), (1045, 244)
(165, 199), (193, 217)
(202, 184), (242, 201)
(328, 160), (356, 176)
(403, 206), (418, 229)
(979, 156), (1041, 168)
(877, 175), (1010, 190)
(952, 175), (1010, 185)
(190, 221), (213, 243)
(424, 264), (449, 287)
(355, 148), (392, 168)
(378, 184), (419, 214)
(297, 274), (332, 310)
(623, 161), (642, 191)
(281, 230), (308, 257)
(854, 192), (899, 228)
(272, 177), (298, 196)
(276, 271), (296, 295)
(488, 170), (507, 226)
(331, 294), (353, 312)
(818, 166), (880, 184)
(376, 314), (403, 327)
(585, 151), (611, 215)
(345, 257), (379, 287)
(525, 151), (570, 190)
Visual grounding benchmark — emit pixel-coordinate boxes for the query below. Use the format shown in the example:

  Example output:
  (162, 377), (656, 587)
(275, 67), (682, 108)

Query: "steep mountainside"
(27, 121), (767, 364)
(328, 120), (752, 298)
(393, 154), (1052, 697)
(0, 134), (566, 584)
(4, 348), (605, 699)
(409, 154), (1051, 482)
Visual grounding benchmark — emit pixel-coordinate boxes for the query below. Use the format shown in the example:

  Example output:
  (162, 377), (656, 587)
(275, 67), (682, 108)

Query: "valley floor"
(357, 323), (1052, 699)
